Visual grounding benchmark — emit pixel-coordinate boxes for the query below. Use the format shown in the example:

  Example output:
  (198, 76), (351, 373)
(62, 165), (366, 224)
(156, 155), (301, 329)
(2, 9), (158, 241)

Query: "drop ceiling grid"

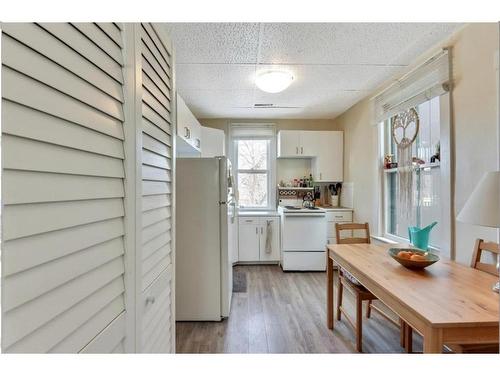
(166, 22), (462, 119)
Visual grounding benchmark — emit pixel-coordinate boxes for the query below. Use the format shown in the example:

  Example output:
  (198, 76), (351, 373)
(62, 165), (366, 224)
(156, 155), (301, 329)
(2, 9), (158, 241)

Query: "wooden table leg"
(423, 327), (443, 354)
(404, 323), (413, 353)
(327, 253), (334, 329)
(400, 319), (406, 348)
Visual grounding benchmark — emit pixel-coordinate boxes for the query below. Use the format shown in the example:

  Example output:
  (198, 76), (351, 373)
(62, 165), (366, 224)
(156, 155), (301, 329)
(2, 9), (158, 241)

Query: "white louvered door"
(1, 22), (128, 353)
(1, 22), (176, 353)
(137, 23), (175, 354)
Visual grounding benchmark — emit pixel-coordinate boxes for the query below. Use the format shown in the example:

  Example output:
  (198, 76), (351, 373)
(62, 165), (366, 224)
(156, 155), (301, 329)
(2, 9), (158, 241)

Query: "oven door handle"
(284, 213), (325, 217)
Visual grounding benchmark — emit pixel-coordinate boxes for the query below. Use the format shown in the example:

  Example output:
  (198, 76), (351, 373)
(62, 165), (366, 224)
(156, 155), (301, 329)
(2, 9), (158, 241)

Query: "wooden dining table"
(326, 243), (499, 353)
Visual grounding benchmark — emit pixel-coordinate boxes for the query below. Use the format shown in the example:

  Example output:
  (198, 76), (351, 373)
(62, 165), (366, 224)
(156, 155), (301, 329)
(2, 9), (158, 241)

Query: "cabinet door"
(299, 131), (322, 157)
(189, 115), (202, 152)
(277, 130), (300, 157)
(313, 131), (343, 182)
(238, 219), (260, 261)
(259, 217), (280, 261)
(176, 93), (191, 142)
(201, 126), (225, 157)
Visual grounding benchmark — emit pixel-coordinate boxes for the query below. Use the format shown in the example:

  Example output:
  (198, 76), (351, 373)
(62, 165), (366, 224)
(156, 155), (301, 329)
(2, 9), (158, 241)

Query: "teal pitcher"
(408, 222), (438, 250)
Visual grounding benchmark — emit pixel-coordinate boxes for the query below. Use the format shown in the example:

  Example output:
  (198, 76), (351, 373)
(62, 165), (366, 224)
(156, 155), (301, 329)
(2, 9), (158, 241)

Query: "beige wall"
(335, 23), (499, 264)
(334, 99), (380, 230)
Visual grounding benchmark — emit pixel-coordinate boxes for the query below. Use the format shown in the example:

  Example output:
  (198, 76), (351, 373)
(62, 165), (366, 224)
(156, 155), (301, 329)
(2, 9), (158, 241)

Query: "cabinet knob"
(296, 146), (299, 154)
(301, 146), (303, 154)
(261, 227), (263, 234)
(256, 227), (258, 234)
(145, 296), (156, 305)
(184, 127), (190, 138)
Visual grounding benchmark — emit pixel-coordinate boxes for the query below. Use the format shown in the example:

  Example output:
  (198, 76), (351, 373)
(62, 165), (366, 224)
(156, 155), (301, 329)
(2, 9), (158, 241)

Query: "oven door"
(282, 213), (326, 251)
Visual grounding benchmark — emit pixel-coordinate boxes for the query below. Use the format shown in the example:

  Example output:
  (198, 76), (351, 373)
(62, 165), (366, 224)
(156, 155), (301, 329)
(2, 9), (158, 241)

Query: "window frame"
(230, 124), (277, 211)
(378, 94), (452, 257)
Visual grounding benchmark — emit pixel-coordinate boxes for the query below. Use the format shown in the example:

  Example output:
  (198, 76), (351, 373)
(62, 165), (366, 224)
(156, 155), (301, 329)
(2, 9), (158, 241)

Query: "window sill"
(383, 162), (440, 173)
(372, 235), (442, 253)
(371, 235), (399, 245)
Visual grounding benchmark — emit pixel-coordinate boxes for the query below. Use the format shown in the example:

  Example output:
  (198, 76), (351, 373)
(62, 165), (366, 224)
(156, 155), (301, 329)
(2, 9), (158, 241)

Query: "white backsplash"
(341, 182), (354, 209)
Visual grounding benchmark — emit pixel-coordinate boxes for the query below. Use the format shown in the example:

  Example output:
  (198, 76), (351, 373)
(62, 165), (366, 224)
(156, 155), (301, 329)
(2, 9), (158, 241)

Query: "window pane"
(419, 167), (442, 248)
(384, 97), (442, 249)
(386, 171), (418, 239)
(238, 173), (268, 207)
(237, 140), (268, 170)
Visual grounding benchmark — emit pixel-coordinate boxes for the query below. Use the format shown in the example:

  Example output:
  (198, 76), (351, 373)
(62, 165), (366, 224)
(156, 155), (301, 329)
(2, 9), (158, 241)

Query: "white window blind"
(231, 123), (275, 139)
(372, 49), (450, 124)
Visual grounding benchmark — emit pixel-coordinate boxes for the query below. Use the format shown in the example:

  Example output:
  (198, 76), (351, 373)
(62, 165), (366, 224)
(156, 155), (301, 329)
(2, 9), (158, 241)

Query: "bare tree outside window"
(236, 140), (269, 208)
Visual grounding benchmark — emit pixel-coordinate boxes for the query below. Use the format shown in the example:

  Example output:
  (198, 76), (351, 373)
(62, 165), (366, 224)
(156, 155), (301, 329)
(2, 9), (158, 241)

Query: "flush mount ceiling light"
(255, 70), (294, 93)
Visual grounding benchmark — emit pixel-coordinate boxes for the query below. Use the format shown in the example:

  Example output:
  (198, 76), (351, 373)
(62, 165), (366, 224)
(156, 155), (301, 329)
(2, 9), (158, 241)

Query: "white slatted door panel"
(1, 23), (127, 353)
(139, 23), (174, 353)
(141, 266), (173, 353)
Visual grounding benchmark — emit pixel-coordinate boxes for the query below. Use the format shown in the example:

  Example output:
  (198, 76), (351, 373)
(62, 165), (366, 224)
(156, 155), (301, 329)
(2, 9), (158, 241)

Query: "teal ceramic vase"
(408, 222), (438, 250)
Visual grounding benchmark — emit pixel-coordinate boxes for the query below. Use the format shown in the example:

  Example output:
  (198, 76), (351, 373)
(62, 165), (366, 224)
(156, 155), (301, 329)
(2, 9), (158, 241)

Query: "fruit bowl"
(388, 248), (439, 270)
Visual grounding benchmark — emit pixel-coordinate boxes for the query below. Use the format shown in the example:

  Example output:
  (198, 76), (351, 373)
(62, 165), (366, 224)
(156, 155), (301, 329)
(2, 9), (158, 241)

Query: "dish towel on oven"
(265, 220), (272, 253)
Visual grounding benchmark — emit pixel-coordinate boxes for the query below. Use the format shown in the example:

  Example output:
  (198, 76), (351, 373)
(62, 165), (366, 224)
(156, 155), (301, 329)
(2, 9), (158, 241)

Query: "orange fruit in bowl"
(410, 253), (428, 262)
(397, 251), (413, 260)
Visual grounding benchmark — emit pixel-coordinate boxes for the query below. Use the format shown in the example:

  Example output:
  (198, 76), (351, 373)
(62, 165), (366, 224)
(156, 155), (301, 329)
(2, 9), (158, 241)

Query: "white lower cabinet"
(238, 218), (261, 261)
(324, 209), (353, 245)
(238, 216), (280, 262)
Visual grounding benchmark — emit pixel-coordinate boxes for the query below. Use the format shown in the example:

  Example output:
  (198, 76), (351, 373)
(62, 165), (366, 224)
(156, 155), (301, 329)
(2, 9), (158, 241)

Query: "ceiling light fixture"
(255, 70), (294, 93)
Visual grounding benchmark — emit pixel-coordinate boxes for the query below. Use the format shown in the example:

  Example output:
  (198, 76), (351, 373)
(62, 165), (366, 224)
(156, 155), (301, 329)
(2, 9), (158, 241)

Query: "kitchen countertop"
(318, 206), (353, 211)
(238, 210), (280, 217)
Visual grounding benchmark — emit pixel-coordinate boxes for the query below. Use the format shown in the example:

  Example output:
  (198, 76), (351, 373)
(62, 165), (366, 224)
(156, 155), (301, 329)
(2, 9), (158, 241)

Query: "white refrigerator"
(176, 157), (236, 321)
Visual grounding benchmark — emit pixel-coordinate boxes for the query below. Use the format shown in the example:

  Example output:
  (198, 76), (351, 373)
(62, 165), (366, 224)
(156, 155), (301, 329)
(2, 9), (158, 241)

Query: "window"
(236, 139), (270, 208)
(382, 96), (443, 249)
(231, 124), (276, 210)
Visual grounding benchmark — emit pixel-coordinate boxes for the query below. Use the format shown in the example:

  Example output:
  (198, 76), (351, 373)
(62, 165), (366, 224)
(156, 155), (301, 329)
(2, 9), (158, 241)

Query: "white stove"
(278, 205), (327, 271)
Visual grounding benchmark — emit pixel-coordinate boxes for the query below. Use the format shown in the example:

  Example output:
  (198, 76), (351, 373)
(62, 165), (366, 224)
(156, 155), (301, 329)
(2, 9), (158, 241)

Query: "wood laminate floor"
(176, 265), (423, 353)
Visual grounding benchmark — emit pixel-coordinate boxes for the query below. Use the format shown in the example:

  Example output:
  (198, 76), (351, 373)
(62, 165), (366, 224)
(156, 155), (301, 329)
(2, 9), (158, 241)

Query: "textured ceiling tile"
(168, 22), (462, 119)
(255, 64), (405, 92)
(177, 88), (255, 118)
(176, 64), (256, 90)
(258, 23), (460, 65)
(253, 89), (369, 117)
(165, 23), (260, 63)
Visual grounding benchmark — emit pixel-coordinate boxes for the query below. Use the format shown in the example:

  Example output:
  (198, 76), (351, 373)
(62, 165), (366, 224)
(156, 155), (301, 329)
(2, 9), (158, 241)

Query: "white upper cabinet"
(299, 131), (322, 157)
(312, 131), (343, 182)
(176, 93), (201, 155)
(277, 130), (343, 182)
(277, 130), (301, 157)
(201, 126), (225, 157)
(277, 130), (326, 157)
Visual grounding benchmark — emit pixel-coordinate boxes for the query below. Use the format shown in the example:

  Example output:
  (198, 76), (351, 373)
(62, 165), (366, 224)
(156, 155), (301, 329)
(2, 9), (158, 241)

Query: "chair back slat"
(470, 239), (499, 276)
(336, 223), (370, 245)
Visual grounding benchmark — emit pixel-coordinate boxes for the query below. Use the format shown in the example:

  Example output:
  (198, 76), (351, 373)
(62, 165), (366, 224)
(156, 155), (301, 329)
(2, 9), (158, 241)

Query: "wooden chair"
(335, 223), (402, 352)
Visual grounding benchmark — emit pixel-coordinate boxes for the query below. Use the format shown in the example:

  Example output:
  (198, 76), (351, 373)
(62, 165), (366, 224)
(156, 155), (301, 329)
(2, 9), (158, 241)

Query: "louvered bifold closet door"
(138, 23), (175, 354)
(1, 23), (128, 353)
